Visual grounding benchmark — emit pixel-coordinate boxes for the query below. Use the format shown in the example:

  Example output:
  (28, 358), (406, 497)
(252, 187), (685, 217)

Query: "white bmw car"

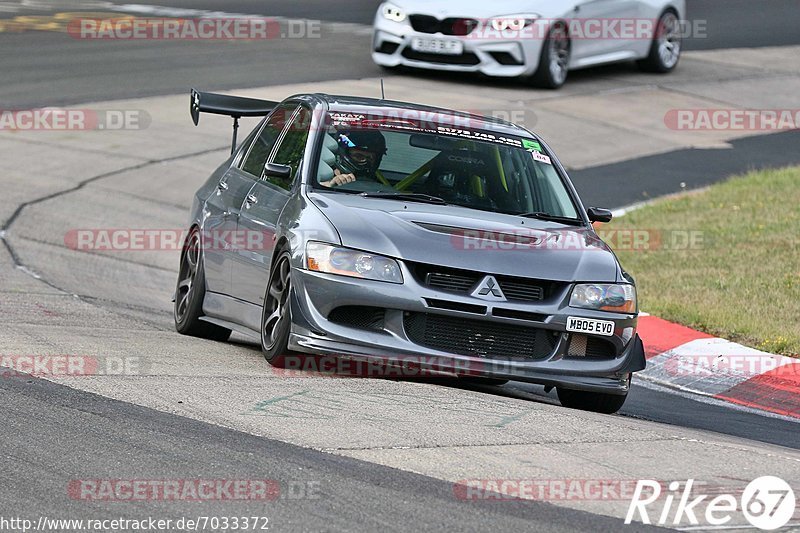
(372, 0), (685, 88)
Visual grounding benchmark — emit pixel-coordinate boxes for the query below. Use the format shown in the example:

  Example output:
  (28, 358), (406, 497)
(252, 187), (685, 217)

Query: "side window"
(241, 103), (297, 177)
(269, 106), (312, 190)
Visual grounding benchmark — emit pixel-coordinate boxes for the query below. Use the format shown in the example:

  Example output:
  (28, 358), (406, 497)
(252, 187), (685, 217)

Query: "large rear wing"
(190, 88), (278, 154)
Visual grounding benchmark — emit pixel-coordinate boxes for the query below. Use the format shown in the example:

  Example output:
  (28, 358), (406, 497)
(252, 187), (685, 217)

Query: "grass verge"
(604, 166), (800, 356)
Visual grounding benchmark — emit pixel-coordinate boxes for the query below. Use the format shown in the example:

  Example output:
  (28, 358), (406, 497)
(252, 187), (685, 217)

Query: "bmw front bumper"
(372, 18), (546, 78)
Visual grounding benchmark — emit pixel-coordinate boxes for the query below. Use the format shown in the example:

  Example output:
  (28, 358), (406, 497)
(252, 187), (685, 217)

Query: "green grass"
(606, 166), (800, 357)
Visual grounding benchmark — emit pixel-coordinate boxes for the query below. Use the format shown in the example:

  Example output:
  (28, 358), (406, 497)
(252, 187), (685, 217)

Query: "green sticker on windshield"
(522, 139), (542, 152)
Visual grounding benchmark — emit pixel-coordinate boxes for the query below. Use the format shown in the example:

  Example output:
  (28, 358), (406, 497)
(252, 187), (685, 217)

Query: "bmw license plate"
(410, 37), (463, 55)
(566, 317), (615, 337)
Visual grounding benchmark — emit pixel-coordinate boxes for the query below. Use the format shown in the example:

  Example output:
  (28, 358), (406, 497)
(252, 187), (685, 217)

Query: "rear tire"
(557, 387), (628, 414)
(636, 10), (682, 73)
(531, 22), (570, 89)
(261, 250), (294, 368)
(174, 228), (231, 342)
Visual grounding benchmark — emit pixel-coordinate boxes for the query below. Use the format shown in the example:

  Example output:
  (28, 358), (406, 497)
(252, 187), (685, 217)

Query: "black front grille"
(567, 334), (617, 359)
(491, 308), (547, 322)
(401, 48), (481, 65)
(375, 42), (400, 55)
(328, 306), (386, 332)
(586, 337), (617, 359)
(404, 312), (557, 359)
(409, 15), (478, 36)
(426, 271), (480, 292)
(414, 264), (559, 302)
(425, 299), (487, 315)
(488, 51), (523, 66)
(497, 278), (545, 301)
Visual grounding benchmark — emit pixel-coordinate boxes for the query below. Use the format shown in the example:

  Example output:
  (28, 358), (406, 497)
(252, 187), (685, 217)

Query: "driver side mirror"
(263, 162), (292, 180)
(587, 207), (613, 223)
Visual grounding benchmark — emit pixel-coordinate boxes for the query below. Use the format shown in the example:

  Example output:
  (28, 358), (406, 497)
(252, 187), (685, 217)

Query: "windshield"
(313, 113), (579, 220)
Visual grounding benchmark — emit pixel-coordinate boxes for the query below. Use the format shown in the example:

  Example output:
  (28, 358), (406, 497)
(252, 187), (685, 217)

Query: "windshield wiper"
(359, 192), (448, 205)
(516, 211), (584, 226)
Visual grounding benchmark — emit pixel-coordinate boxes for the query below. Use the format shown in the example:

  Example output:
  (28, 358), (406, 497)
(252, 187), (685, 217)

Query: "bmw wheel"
(637, 10), (682, 73)
(174, 227), (231, 341)
(532, 22), (570, 89)
(261, 250), (293, 367)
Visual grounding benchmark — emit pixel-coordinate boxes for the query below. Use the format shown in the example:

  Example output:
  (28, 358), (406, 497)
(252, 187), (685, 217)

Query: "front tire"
(531, 22), (570, 89)
(261, 250), (293, 367)
(637, 10), (682, 73)
(174, 228), (231, 342)
(557, 387), (628, 414)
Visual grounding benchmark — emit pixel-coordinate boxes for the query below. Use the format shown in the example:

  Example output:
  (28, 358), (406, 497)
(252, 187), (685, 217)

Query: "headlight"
(489, 15), (537, 32)
(570, 284), (636, 313)
(381, 3), (406, 23)
(306, 242), (403, 284)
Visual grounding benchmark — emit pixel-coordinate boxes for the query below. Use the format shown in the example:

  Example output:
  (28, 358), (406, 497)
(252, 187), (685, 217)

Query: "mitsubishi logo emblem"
(472, 276), (506, 301)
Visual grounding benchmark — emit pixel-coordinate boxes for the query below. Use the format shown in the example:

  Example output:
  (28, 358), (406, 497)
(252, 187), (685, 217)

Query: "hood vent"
(413, 221), (546, 247)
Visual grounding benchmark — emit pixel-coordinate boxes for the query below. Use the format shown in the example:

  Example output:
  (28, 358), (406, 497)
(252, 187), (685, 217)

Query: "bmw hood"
(309, 192), (620, 283)
(388, 0), (565, 19)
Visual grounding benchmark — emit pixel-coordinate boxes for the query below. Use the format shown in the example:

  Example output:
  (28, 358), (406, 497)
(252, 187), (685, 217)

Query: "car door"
(568, 0), (641, 65)
(200, 127), (264, 295)
(231, 104), (312, 305)
(204, 102), (297, 297)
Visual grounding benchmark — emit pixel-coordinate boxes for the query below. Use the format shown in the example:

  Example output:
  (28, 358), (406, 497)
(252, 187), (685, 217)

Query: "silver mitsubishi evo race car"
(175, 90), (646, 414)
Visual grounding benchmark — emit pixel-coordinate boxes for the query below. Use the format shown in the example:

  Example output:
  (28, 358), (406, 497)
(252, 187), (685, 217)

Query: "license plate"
(410, 37), (463, 55)
(566, 316), (615, 337)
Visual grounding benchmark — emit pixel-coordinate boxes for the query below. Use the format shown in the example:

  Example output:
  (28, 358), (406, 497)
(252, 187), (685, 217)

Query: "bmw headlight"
(489, 15), (538, 32)
(570, 284), (636, 313)
(381, 3), (407, 23)
(306, 242), (403, 284)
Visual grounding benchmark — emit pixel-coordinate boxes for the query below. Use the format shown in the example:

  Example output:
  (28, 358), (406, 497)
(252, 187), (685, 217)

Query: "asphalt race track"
(1, 1), (799, 531)
(3, 376), (643, 532)
(2, 0), (800, 107)
(4, 0), (796, 48)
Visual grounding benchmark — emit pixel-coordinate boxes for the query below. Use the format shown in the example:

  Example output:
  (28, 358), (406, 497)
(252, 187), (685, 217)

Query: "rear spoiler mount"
(190, 88), (278, 154)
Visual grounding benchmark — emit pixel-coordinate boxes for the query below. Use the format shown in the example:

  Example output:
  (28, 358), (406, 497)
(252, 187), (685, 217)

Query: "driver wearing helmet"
(320, 130), (387, 188)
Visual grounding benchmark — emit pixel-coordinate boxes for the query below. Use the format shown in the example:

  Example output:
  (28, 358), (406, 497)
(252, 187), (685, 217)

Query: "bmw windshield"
(313, 112), (581, 221)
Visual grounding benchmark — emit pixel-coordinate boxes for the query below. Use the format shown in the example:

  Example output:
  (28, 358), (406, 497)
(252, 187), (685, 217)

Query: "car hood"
(391, 0), (568, 19)
(309, 192), (620, 283)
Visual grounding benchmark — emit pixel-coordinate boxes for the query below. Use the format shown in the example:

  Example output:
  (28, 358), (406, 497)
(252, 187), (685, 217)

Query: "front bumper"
(371, 19), (545, 78)
(287, 265), (645, 395)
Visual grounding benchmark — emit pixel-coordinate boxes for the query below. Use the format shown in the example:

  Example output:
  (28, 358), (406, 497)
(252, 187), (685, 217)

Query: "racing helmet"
(336, 130), (387, 176)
